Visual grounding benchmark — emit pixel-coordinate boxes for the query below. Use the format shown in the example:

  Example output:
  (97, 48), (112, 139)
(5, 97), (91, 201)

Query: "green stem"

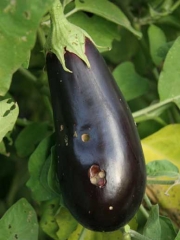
(16, 118), (32, 127)
(79, 227), (86, 240)
(140, 204), (149, 219)
(147, 179), (175, 185)
(65, 7), (78, 18)
(123, 232), (132, 240)
(152, 68), (159, 81)
(19, 67), (37, 82)
(132, 99), (175, 123)
(136, 0), (180, 26)
(43, 96), (53, 122)
(41, 13), (50, 23)
(6, 161), (29, 208)
(154, 117), (167, 126)
(129, 230), (152, 240)
(50, 0), (64, 22)
(37, 27), (46, 52)
(114, 1), (134, 23)
(170, 0), (180, 12)
(144, 193), (152, 209)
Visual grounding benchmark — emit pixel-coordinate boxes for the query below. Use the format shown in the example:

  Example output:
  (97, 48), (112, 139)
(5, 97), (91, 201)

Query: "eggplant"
(46, 38), (146, 232)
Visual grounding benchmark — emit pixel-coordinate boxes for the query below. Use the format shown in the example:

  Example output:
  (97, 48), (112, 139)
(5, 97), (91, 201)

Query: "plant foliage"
(0, 0), (180, 239)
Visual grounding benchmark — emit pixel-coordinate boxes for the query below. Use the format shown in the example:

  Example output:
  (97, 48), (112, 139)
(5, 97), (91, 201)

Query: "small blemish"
(81, 133), (90, 142)
(73, 131), (78, 137)
(64, 135), (68, 146)
(21, 36), (27, 42)
(3, 0), (16, 13)
(109, 206), (113, 210)
(90, 177), (97, 185)
(98, 171), (105, 178)
(88, 165), (106, 188)
(23, 11), (31, 19)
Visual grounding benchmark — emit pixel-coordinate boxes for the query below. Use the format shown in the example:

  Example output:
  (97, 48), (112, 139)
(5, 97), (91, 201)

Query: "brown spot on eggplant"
(46, 38), (146, 231)
(81, 133), (90, 142)
(88, 165), (106, 188)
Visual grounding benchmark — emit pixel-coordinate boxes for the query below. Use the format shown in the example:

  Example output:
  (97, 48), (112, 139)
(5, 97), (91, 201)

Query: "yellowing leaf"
(142, 124), (180, 227)
(142, 124), (180, 166)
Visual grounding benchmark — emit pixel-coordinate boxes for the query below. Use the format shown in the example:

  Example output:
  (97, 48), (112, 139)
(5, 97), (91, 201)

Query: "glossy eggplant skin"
(46, 38), (146, 232)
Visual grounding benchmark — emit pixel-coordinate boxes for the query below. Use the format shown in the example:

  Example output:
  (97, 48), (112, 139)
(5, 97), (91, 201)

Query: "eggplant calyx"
(45, 0), (93, 72)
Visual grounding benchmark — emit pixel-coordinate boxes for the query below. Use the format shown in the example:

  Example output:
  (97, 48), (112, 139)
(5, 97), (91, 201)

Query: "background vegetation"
(1, 0), (180, 239)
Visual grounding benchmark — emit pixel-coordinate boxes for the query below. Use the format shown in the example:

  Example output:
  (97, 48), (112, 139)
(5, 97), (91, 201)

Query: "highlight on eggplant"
(46, 37), (146, 232)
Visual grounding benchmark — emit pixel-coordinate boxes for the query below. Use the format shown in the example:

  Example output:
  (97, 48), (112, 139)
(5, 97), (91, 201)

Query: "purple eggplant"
(46, 38), (146, 232)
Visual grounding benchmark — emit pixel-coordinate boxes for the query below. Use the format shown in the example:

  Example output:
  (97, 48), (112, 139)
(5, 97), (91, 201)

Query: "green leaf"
(113, 62), (149, 101)
(21, 51), (31, 69)
(47, 146), (61, 195)
(146, 160), (179, 177)
(158, 37), (180, 108)
(0, 198), (38, 240)
(69, 13), (120, 51)
(69, 226), (123, 240)
(148, 24), (167, 66)
(0, 0), (54, 96)
(39, 154), (59, 199)
(40, 198), (60, 240)
(0, 141), (8, 156)
(26, 134), (55, 201)
(63, 0), (73, 8)
(175, 231), (180, 240)
(103, 29), (139, 64)
(159, 14), (180, 28)
(143, 205), (161, 240)
(70, 227), (124, 240)
(157, 41), (173, 59)
(56, 207), (78, 240)
(101, 230), (124, 240)
(159, 216), (177, 240)
(68, 225), (84, 240)
(15, 122), (52, 158)
(0, 99), (19, 142)
(75, 0), (141, 38)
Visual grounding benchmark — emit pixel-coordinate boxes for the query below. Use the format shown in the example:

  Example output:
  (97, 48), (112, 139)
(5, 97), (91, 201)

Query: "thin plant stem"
(129, 230), (152, 240)
(140, 204), (149, 219)
(132, 98), (178, 123)
(144, 193), (152, 209)
(65, 7), (78, 18)
(16, 118), (32, 127)
(19, 67), (37, 82)
(147, 179), (175, 185)
(37, 27), (46, 52)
